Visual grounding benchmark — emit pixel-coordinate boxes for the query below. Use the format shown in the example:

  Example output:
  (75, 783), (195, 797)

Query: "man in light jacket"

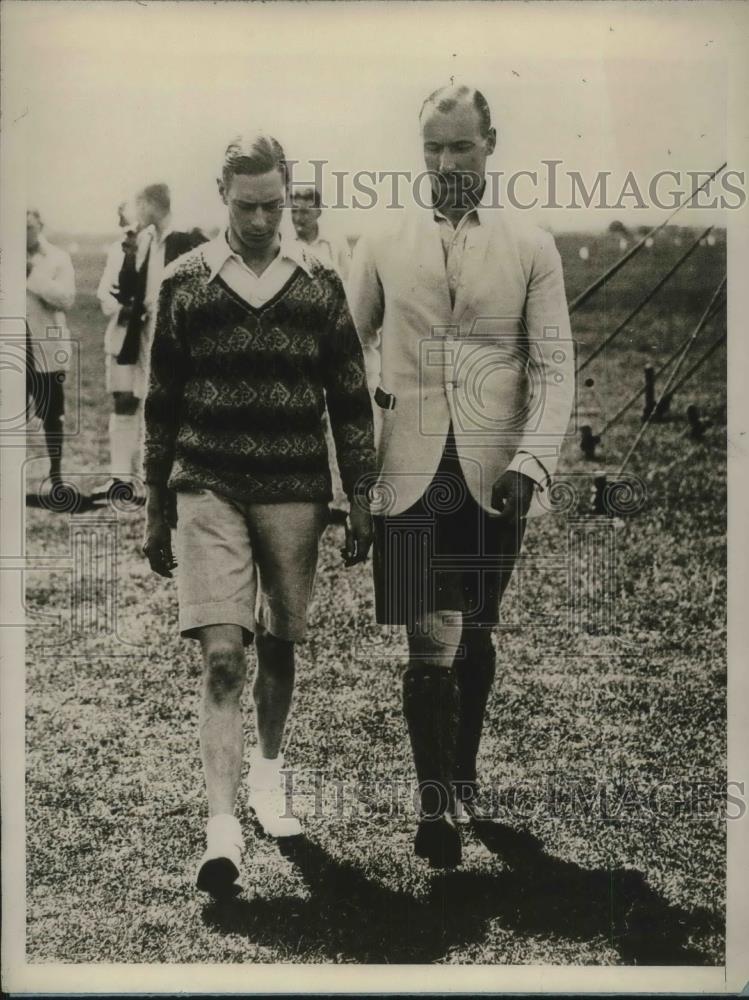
(96, 201), (141, 487)
(348, 84), (575, 869)
(26, 208), (76, 488)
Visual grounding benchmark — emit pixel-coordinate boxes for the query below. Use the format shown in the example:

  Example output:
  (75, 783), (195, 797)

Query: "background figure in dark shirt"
(92, 185), (206, 500)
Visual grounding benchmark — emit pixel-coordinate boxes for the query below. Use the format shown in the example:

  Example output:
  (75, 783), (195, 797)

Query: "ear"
(485, 126), (497, 156)
(217, 177), (228, 205)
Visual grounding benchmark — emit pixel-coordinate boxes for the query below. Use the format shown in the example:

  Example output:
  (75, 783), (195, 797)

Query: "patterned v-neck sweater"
(143, 246), (376, 504)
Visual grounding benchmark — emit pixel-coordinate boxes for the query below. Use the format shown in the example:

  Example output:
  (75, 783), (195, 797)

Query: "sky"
(6, 0), (736, 237)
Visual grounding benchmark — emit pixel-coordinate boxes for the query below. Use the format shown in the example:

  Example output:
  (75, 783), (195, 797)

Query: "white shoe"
(195, 813), (244, 896)
(247, 748), (302, 838)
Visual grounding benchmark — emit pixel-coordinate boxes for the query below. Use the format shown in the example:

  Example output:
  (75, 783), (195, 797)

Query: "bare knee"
(407, 611), (462, 669)
(203, 643), (246, 703)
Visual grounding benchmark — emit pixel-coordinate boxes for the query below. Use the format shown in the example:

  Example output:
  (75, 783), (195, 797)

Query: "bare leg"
(407, 609), (462, 668)
(198, 624), (247, 817)
(253, 632), (295, 759)
(247, 631), (302, 837)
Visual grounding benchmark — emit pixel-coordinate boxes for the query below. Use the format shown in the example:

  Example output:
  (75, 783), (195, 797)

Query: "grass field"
(24, 228), (727, 965)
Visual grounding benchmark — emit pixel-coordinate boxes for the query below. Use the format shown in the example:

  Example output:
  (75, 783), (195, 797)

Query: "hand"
(142, 510), (176, 578)
(142, 486), (177, 577)
(145, 483), (177, 527)
(341, 501), (373, 567)
(490, 470), (535, 524)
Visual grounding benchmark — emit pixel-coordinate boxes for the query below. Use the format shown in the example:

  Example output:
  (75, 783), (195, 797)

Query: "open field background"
(24, 227), (727, 965)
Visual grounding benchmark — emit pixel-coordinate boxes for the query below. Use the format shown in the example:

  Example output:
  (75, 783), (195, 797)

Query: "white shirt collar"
(204, 229), (313, 282)
(432, 180), (493, 228)
(145, 219), (174, 247)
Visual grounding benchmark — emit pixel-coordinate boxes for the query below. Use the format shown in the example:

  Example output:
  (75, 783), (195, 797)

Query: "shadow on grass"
(200, 824), (721, 964)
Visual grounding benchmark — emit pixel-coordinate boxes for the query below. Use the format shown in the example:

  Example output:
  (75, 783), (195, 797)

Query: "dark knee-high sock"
(402, 664), (460, 818)
(454, 629), (496, 799)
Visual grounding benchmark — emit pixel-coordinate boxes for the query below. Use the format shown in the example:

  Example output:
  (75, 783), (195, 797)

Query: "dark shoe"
(414, 813), (462, 869)
(403, 664), (462, 869)
(196, 855), (240, 898)
(195, 816), (243, 898)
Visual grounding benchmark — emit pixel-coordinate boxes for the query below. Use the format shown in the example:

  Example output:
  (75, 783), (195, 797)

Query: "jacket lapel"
(451, 218), (492, 326)
(415, 211), (454, 319)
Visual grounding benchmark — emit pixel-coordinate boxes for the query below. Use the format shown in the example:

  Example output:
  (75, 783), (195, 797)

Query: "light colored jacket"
(26, 236), (76, 372)
(347, 206), (575, 516)
(97, 234), (128, 357)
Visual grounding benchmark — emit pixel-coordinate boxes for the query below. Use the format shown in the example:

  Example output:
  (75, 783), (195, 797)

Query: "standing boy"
(142, 134), (375, 896)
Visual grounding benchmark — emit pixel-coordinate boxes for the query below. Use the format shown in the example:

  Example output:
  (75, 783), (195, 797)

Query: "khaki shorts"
(175, 489), (328, 643)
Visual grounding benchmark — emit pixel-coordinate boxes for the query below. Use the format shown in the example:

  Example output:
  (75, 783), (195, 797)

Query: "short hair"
(291, 185), (321, 208)
(136, 183), (171, 214)
(419, 84), (492, 137)
(221, 132), (288, 188)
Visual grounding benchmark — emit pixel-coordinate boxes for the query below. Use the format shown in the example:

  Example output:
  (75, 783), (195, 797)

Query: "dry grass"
(24, 231), (726, 964)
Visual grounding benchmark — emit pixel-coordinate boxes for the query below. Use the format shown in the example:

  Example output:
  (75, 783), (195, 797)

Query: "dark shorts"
(27, 370), (65, 424)
(373, 426), (526, 627)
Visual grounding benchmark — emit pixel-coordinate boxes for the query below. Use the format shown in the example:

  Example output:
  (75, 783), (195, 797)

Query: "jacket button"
(445, 381), (455, 391)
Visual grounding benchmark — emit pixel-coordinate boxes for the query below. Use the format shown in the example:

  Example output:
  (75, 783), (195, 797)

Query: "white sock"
(248, 747), (283, 789)
(206, 813), (243, 851)
(109, 412), (140, 479)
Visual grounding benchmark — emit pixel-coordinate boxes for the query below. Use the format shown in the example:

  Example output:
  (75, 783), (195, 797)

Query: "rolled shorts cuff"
(179, 599), (255, 644)
(255, 604), (309, 644)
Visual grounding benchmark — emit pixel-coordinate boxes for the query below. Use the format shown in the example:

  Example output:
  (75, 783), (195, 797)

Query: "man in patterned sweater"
(142, 133), (375, 897)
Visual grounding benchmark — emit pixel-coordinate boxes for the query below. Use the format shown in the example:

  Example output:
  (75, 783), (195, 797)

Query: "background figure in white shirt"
(291, 185), (353, 519)
(96, 200), (141, 489)
(94, 184), (206, 496)
(26, 208), (76, 488)
(291, 185), (352, 281)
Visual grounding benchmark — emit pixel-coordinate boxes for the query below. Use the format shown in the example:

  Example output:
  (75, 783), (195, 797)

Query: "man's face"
(135, 197), (157, 230)
(421, 101), (496, 209)
(26, 212), (42, 252)
(291, 197), (321, 241)
(118, 203), (133, 230)
(219, 170), (286, 254)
